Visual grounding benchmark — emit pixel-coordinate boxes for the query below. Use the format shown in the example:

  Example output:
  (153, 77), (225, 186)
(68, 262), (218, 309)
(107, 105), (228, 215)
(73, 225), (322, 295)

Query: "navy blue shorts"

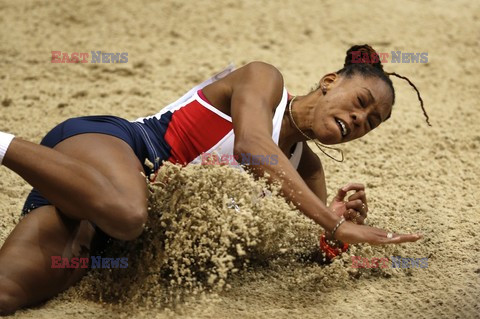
(22, 115), (171, 215)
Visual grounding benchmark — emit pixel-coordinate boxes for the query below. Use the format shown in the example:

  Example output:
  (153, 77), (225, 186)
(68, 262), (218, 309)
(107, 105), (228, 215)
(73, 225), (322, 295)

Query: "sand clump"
(73, 162), (408, 313)
(75, 162), (313, 307)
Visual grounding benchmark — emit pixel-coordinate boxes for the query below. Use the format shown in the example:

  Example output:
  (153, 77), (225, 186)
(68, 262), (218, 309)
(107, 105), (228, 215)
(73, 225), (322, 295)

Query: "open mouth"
(335, 118), (348, 137)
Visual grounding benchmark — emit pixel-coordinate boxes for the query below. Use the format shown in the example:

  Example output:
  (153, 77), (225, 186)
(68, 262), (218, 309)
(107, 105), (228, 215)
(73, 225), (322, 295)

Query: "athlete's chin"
(314, 132), (341, 145)
(313, 122), (342, 145)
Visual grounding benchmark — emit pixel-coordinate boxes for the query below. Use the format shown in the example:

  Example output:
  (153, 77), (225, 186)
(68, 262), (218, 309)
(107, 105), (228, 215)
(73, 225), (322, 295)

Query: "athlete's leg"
(3, 134), (149, 240)
(0, 133), (149, 314)
(0, 206), (95, 315)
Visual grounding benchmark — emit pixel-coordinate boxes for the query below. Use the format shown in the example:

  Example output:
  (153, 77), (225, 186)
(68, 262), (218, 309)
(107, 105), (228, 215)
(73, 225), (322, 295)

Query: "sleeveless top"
(134, 65), (303, 169)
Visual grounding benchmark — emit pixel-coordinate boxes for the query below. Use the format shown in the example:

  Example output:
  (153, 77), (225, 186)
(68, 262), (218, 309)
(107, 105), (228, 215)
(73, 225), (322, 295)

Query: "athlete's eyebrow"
(362, 87), (375, 103)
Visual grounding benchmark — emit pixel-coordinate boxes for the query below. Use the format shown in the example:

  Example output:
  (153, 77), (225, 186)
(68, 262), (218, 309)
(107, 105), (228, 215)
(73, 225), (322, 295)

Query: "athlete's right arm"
(220, 62), (341, 233)
(206, 61), (423, 245)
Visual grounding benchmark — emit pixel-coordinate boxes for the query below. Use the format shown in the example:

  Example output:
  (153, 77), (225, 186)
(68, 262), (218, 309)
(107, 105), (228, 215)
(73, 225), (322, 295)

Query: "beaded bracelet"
(331, 216), (346, 239)
(319, 234), (349, 260)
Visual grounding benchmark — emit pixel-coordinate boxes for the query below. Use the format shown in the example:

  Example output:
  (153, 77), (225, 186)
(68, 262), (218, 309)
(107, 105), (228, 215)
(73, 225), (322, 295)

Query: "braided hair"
(336, 44), (431, 126)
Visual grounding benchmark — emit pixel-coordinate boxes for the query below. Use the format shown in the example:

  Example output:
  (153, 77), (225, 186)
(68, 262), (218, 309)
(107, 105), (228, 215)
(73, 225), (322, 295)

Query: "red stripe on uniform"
(164, 100), (232, 164)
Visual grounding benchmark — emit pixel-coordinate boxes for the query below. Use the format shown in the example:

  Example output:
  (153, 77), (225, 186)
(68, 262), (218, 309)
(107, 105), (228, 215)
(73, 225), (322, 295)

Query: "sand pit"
(0, 0), (479, 318)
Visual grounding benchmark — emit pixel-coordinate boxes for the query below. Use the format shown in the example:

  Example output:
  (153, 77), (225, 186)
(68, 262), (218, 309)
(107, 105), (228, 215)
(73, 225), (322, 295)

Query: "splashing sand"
(73, 163), (405, 313)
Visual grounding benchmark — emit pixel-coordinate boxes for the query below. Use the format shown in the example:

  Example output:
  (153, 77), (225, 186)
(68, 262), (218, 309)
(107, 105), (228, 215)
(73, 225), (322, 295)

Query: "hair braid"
(386, 72), (431, 126)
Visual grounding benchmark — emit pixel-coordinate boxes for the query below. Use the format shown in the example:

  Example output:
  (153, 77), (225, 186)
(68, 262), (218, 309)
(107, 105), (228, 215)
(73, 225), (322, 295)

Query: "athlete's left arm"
(297, 142), (327, 204)
(297, 142), (368, 225)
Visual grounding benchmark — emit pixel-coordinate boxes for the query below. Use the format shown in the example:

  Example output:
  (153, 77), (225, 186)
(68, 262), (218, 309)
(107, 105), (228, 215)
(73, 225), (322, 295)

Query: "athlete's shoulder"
(223, 61), (284, 95)
(238, 61), (283, 81)
(202, 61), (284, 112)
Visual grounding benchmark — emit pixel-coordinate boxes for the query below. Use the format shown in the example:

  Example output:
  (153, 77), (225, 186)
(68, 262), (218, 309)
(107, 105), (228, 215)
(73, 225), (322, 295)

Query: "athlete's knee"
(118, 204), (148, 240)
(103, 202), (148, 241)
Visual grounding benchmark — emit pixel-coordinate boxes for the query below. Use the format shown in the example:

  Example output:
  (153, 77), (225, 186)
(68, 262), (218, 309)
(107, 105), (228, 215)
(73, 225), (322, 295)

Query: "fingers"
(343, 209), (357, 221)
(334, 183), (366, 202)
(345, 200), (367, 223)
(387, 233), (423, 244)
(334, 183), (365, 201)
(345, 199), (366, 215)
(343, 208), (365, 225)
(341, 183), (365, 193)
(333, 222), (424, 246)
(347, 190), (368, 213)
(367, 228), (423, 245)
(333, 183), (368, 225)
(333, 187), (348, 202)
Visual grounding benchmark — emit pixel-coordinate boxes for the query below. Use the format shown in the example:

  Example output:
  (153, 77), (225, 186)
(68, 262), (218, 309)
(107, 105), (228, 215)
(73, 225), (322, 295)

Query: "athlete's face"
(312, 74), (393, 145)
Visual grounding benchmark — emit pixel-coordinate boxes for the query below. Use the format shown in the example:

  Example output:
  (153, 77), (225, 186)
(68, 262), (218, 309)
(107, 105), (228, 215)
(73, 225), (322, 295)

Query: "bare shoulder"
(238, 61), (283, 79)
(221, 61), (284, 92)
(203, 61), (285, 115)
(230, 61), (284, 105)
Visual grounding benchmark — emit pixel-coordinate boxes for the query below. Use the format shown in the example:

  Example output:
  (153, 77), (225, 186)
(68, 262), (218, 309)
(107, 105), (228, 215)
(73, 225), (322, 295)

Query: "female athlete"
(0, 45), (428, 315)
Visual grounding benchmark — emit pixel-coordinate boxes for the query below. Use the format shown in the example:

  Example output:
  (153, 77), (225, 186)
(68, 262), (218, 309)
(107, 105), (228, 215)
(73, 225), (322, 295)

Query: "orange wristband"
(319, 234), (349, 260)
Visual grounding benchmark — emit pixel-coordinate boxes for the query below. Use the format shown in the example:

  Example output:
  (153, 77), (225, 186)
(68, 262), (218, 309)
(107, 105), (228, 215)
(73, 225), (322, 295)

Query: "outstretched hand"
(334, 221), (423, 245)
(328, 183), (423, 245)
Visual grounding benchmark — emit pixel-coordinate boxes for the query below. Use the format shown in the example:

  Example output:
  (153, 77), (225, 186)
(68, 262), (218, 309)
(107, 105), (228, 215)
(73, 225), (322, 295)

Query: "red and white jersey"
(134, 65), (303, 169)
